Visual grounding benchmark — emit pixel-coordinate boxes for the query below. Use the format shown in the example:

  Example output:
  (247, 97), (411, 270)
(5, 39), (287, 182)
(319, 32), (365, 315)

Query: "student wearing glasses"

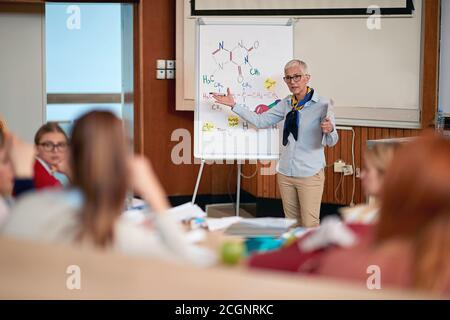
(34, 122), (70, 189)
(212, 59), (338, 227)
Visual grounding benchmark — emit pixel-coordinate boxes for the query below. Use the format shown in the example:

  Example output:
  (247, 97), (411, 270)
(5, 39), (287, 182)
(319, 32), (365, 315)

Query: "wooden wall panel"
(421, 0), (440, 128)
(354, 126), (362, 205)
(0, 1), (44, 3)
(241, 127), (421, 205)
(139, 0), (234, 197)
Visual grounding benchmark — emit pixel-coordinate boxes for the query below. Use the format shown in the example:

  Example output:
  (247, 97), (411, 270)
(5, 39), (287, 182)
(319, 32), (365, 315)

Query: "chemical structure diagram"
(202, 39), (279, 104)
(201, 39), (279, 132)
(203, 40), (260, 86)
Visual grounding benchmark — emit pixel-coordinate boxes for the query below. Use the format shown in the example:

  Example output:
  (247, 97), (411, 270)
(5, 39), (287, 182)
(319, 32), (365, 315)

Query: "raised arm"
(128, 155), (171, 212)
(212, 88), (285, 129)
(7, 134), (36, 196)
(125, 155), (215, 265)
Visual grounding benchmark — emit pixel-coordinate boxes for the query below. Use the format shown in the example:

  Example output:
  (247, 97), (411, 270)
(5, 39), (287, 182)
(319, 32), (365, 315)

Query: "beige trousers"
(277, 170), (325, 228)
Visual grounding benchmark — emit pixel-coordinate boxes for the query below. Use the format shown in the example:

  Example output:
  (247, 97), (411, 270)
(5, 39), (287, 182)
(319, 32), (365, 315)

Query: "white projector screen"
(295, 0), (422, 128)
(182, 0), (423, 128)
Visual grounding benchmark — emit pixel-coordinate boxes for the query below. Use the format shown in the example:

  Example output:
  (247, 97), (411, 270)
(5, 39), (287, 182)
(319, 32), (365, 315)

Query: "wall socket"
(334, 160), (345, 173)
(166, 69), (175, 79)
(166, 60), (175, 69)
(334, 160), (354, 176)
(156, 69), (166, 79)
(156, 59), (175, 79)
(343, 165), (353, 176)
(156, 59), (166, 69)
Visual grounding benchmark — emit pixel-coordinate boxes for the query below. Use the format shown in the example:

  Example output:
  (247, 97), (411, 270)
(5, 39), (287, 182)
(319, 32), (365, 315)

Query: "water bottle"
(436, 108), (445, 134)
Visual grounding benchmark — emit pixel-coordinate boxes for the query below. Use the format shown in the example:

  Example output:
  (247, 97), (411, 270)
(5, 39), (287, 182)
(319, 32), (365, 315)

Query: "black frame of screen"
(190, 0), (414, 16)
(44, 1), (138, 3)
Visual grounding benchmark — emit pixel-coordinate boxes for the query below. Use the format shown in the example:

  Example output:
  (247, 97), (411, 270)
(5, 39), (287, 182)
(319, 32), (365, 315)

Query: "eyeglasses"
(38, 141), (68, 152)
(283, 74), (306, 83)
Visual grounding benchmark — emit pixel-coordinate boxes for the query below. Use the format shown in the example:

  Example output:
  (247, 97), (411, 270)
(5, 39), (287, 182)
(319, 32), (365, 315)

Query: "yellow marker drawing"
(264, 78), (277, 90)
(202, 121), (215, 132)
(228, 116), (239, 128)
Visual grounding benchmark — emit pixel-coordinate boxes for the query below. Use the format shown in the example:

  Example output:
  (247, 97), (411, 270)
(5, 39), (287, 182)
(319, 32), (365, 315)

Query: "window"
(45, 2), (134, 138)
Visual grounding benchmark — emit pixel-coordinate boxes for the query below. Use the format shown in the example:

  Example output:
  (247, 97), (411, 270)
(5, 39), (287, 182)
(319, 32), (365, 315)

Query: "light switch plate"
(166, 69), (175, 79)
(166, 60), (176, 69)
(156, 69), (166, 79)
(156, 59), (166, 69)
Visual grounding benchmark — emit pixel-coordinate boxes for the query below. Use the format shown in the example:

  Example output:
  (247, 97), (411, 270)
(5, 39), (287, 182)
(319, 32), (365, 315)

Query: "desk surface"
(0, 236), (438, 300)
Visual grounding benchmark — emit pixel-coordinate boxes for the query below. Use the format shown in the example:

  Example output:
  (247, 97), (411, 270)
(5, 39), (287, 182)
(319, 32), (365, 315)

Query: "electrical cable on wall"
(333, 127), (356, 206)
(227, 161), (263, 210)
(227, 163), (236, 209)
(240, 162), (259, 179)
(350, 128), (356, 206)
(334, 172), (345, 204)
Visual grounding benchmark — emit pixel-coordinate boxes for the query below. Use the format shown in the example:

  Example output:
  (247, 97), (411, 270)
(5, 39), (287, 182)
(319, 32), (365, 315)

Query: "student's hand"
(7, 134), (35, 178)
(52, 155), (72, 180)
(211, 88), (236, 108)
(128, 155), (170, 213)
(321, 117), (334, 134)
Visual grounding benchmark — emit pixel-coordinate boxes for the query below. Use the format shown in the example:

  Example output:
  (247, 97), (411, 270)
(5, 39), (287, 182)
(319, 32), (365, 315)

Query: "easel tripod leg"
(192, 159), (206, 204)
(236, 162), (241, 216)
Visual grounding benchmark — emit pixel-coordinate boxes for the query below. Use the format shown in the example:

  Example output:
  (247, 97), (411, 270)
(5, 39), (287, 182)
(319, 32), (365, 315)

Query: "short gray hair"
(284, 59), (309, 75)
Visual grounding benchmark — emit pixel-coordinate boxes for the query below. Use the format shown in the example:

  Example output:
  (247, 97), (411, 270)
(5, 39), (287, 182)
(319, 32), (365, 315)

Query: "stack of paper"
(224, 218), (297, 237)
(122, 201), (207, 224)
(167, 202), (207, 222)
(206, 217), (243, 231)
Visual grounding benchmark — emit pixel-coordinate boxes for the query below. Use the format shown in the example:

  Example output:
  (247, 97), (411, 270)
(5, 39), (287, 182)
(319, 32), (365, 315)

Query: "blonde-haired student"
(340, 142), (399, 224)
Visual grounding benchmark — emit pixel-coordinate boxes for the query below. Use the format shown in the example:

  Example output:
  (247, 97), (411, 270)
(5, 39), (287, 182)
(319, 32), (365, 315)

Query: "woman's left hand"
(52, 155), (72, 180)
(321, 118), (334, 134)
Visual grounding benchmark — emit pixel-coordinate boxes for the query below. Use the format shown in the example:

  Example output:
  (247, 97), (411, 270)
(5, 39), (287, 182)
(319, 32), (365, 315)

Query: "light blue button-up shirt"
(232, 91), (339, 177)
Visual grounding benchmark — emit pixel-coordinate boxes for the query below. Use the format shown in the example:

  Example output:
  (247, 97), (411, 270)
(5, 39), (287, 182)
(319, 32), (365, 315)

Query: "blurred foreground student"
(0, 128), (12, 224)
(0, 116), (7, 133)
(0, 128), (35, 225)
(1, 111), (214, 265)
(340, 142), (399, 224)
(250, 133), (450, 294)
(33, 122), (70, 188)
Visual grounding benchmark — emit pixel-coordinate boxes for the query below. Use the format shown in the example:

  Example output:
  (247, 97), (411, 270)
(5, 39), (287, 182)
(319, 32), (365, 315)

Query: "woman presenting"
(212, 59), (339, 227)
